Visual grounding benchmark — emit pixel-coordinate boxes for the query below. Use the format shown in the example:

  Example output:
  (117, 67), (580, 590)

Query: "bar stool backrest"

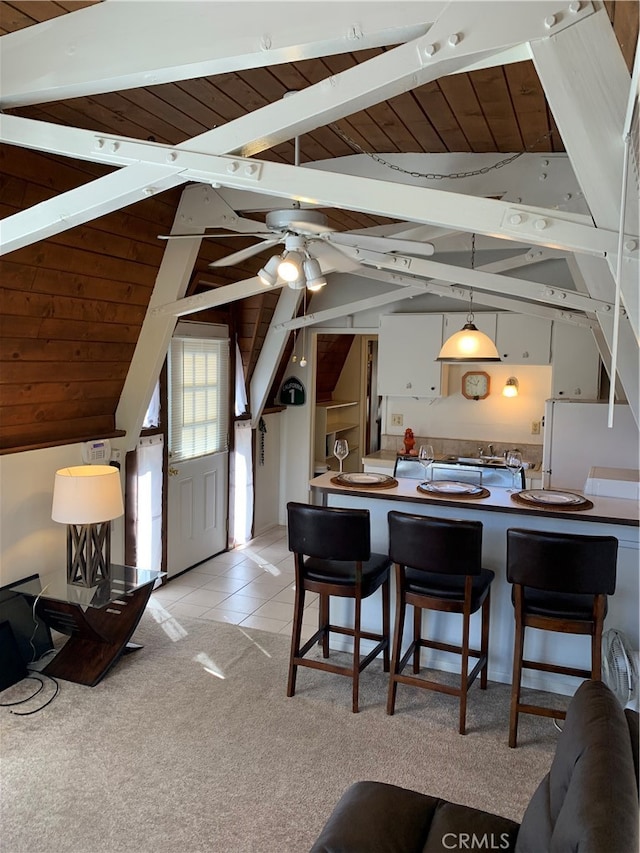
(388, 512), (483, 576)
(506, 528), (617, 595)
(287, 503), (371, 562)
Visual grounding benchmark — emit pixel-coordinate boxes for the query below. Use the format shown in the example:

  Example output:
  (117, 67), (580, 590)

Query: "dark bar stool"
(386, 511), (494, 735)
(286, 502), (391, 713)
(506, 527), (618, 748)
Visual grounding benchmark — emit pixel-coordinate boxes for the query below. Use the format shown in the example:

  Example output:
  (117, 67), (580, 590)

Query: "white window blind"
(169, 336), (229, 462)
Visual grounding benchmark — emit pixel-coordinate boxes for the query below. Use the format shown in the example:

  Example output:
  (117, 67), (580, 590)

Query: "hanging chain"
(330, 124), (556, 181)
(467, 233), (476, 323)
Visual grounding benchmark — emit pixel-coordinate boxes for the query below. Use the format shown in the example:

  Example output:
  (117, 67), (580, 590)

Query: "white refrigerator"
(542, 400), (639, 490)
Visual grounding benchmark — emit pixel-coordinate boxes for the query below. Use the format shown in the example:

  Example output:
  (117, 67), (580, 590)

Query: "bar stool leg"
(413, 606), (421, 674)
(480, 591), (491, 690)
(287, 583), (305, 698)
(509, 587), (526, 748)
(387, 569), (406, 716)
(352, 594), (362, 713)
(382, 577), (390, 672)
(319, 594), (330, 658)
(591, 595), (605, 679)
(459, 585), (472, 735)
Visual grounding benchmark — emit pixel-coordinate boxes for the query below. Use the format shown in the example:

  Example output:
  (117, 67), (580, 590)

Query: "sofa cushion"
(309, 781), (519, 853)
(515, 680), (639, 853)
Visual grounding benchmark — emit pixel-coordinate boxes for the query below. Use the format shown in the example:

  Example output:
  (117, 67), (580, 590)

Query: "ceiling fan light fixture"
(278, 250), (304, 282)
(437, 323), (501, 362)
(257, 254), (281, 286)
(303, 257), (326, 291)
(287, 273), (307, 290)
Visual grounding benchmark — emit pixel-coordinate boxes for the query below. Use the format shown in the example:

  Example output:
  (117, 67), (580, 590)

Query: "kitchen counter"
(308, 472), (639, 697)
(310, 471), (639, 526)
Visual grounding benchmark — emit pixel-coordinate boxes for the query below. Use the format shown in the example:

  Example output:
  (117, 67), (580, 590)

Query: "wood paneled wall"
(0, 147), (232, 452)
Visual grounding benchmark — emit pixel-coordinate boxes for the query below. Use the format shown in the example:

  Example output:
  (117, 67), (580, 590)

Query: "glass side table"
(10, 565), (165, 686)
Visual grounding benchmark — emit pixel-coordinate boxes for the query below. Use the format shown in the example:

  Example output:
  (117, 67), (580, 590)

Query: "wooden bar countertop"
(309, 472), (639, 528)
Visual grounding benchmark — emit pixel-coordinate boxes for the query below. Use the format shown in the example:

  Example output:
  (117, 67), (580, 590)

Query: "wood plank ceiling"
(0, 1), (637, 451)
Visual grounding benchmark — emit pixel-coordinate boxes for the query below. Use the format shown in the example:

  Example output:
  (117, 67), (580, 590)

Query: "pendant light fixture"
(437, 234), (501, 363)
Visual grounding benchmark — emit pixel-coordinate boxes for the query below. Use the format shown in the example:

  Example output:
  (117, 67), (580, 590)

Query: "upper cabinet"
(378, 314), (445, 397)
(495, 314), (551, 364)
(551, 323), (601, 399)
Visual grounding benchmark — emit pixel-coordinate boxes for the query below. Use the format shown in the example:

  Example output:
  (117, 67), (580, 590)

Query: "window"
(169, 334), (229, 462)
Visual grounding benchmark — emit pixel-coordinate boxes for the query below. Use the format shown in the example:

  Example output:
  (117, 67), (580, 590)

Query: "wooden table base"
(37, 580), (155, 686)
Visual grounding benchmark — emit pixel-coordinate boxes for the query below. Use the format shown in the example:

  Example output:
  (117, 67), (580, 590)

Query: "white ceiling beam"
(0, 160), (184, 255)
(249, 286), (303, 426)
(151, 276), (283, 319)
(350, 249), (613, 314)
(2, 123), (627, 260)
(529, 6), (639, 339)
(273, 284), (428, 331)
(348, 267), (595, 327)
(114, 191), (205, 447)
(0, 2), (438, 107)
(0, 0), (597, 254)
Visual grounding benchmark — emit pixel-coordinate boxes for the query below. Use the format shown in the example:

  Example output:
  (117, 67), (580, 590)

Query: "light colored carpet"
(0, 608), (564, 853)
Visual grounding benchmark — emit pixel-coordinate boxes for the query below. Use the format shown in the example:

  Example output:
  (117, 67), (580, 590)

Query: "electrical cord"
(0, 676), (44, 706)
(1, 582), (61, 715)
(0, 672), (60, 716)
(11, 673), (59, 716)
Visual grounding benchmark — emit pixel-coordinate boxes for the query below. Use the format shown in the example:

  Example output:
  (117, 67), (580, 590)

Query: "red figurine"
(403, 428), (416, 455)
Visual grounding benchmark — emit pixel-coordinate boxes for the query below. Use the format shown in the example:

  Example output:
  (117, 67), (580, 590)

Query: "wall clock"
(462, 371), (490, 400)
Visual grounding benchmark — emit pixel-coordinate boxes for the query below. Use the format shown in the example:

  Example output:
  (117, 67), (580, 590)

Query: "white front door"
(167, 451), (228, 577)
(166, 323), (230, 578)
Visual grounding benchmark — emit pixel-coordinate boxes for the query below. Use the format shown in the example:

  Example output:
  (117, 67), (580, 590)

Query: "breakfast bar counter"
(308, 472), (639, 696)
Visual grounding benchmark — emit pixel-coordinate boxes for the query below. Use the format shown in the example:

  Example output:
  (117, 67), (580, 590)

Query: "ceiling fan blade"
(328, 232), (435, 257)
(208, 238), (283, 267)
(158, 231), (273, 240)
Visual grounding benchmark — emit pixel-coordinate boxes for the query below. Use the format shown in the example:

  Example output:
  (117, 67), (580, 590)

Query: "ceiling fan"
(158, 206), (436, 290)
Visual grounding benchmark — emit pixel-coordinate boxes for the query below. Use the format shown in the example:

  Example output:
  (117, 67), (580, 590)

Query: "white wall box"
(378, 314), (445, 397)
(496, 314), (552, 364)
(551, 322), (600, 399)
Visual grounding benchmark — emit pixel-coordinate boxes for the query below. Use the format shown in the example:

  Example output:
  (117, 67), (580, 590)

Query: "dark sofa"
(311, 680), (639, 853)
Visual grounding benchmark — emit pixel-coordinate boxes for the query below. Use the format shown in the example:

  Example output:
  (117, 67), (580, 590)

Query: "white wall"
(0, 445), (125, 586)
(253, 412), (282, 536)
(382, 364), (552, 447)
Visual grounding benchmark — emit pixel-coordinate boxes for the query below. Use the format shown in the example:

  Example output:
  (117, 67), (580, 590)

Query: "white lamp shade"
(257, 254), (281, 286)
(437, 323), (501, 362)
(52, 465), (124, 524)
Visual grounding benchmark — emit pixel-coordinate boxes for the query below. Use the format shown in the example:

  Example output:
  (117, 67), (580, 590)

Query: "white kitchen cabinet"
(496, 314), (551, 364)
(315, 400), (360, 472)
(551, 322), (600, 399)
(377, 314), (445, 397)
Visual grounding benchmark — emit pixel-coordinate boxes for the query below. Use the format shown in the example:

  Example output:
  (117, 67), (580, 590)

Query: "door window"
(169, 335), (229, 462)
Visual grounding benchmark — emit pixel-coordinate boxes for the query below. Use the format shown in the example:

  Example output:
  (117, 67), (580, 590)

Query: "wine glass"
(505, 450), (523, 492)
(333, 439), (349, 474)
(418, 444), (435, 481)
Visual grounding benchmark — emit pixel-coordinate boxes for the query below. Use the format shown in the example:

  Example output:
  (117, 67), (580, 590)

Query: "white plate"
(336, 473), (394, 485)
(419, 480), (483, 495)
(517, 489), (586, 506)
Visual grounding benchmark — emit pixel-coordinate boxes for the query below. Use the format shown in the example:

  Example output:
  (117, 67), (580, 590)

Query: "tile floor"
(151, 525), (319, 638)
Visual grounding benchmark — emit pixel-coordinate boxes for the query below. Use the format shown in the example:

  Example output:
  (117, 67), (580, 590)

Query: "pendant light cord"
(467, 234), (476, 324)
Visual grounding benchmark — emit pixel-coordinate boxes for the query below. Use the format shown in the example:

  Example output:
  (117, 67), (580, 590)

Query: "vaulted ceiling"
(0, 1), (638, 451)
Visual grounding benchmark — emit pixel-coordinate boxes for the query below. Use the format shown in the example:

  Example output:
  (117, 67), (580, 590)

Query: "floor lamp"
(52, 465), (124, 587)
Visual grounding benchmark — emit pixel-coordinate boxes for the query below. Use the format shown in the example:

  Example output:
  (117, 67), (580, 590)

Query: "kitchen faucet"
(488, 444), (495, 456)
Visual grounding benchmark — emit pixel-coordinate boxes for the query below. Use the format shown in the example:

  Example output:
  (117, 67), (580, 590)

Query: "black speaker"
(0, 620), (28, 691)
